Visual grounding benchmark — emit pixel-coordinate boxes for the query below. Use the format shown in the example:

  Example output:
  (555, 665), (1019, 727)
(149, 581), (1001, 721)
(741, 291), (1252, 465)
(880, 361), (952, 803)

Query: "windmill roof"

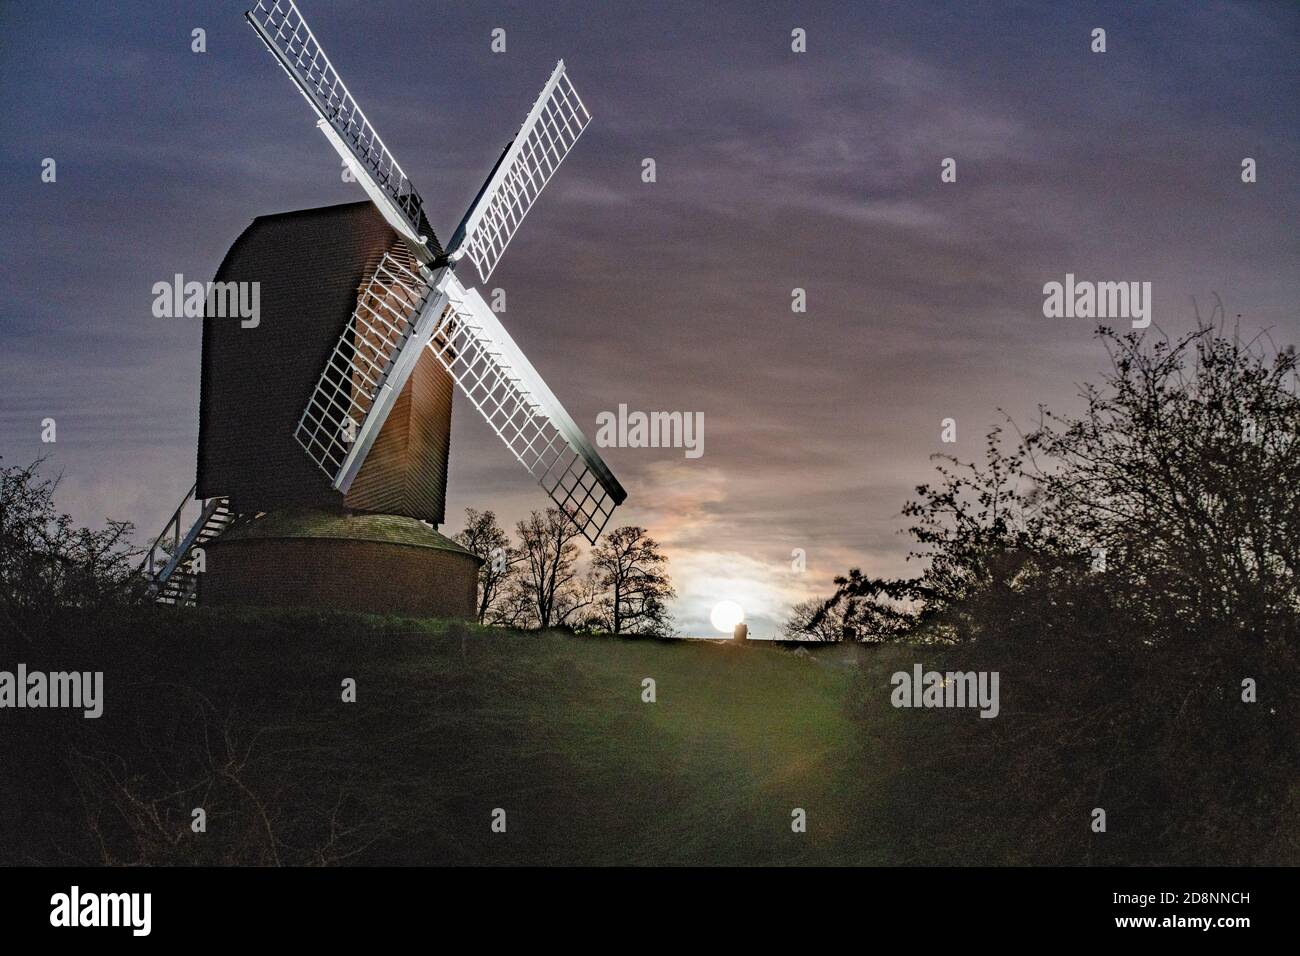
(215, 509), (480, 560)
(248, 200), (443, 258)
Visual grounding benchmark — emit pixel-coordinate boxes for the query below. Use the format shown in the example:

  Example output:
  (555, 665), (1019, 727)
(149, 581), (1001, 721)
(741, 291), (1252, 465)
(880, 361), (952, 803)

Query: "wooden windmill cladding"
(197, 201), (452, 523)
(346, 346), (452, 520)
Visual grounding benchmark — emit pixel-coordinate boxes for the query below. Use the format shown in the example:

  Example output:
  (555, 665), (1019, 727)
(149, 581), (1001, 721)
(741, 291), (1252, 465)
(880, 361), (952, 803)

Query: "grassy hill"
(3, 607), (1293, 865)
(2, 607), (941, 865)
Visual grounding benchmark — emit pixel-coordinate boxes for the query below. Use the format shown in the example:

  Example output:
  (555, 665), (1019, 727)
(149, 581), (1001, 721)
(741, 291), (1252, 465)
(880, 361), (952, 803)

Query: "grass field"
(8, 606), (1285, 865)
(3, 607), (970, 865)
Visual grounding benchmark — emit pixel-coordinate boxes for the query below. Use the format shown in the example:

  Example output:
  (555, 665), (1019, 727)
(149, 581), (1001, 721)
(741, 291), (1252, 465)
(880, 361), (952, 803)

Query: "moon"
(710, 600), (745, 634)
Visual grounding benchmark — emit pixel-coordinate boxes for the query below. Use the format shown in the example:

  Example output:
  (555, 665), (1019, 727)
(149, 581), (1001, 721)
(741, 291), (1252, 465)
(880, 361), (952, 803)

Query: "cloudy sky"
(1, 1), (1297, 636)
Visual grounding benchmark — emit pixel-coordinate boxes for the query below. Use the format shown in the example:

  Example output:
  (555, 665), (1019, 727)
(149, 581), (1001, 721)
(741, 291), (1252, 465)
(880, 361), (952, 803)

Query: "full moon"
(710, 600), (745, 634)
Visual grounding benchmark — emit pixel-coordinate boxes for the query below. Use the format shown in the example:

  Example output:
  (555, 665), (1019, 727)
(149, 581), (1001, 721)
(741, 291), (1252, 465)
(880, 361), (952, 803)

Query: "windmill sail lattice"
(246, 0), (432, 258)
(429, 277), (626, 543)
(448, 61), (592, 282)
(295, 249), (447, 489)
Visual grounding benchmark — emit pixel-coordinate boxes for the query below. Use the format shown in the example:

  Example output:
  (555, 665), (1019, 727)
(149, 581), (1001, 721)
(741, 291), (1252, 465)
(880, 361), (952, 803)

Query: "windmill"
(141, 0), (626, 617)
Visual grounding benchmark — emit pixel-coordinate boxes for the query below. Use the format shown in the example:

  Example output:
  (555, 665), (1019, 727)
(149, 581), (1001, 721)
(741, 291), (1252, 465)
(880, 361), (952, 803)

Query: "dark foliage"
(0, 458), (145, 642)
(798, 315), (1299, 863)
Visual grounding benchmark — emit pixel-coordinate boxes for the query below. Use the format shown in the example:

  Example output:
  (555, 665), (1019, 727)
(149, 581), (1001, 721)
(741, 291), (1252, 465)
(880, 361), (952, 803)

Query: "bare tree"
(491, 576), (540, 629)
(555, 566), (604, 629)
(515, 508), (588, 629)
(783, 597), (845, 642)
(590, 525), (675, 635)
(453, 508), (523, 624)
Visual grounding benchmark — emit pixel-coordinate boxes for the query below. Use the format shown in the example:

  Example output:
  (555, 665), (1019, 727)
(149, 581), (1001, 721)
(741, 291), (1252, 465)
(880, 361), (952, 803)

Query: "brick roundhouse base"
(199, 510), (481, 619)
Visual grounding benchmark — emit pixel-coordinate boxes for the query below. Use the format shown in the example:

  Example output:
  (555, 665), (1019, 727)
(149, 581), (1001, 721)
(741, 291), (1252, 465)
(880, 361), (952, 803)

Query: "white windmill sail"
(445, 60), (592, 283)
(245, 0), (435, 261)
(428, 275), (626, 543)
(295, 248), (452, 491)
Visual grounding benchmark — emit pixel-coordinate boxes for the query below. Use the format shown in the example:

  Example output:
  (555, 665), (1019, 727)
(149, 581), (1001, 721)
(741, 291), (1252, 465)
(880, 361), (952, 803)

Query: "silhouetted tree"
(783, 597), (844, 641)
(797, 319), (1298, 645)
(590, 525), (675, 635)
(453, 508), (523, 624)
(1026, 323), (1299, 639)
(0, 457), (143, 641)
(515, 508), (591, 629)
